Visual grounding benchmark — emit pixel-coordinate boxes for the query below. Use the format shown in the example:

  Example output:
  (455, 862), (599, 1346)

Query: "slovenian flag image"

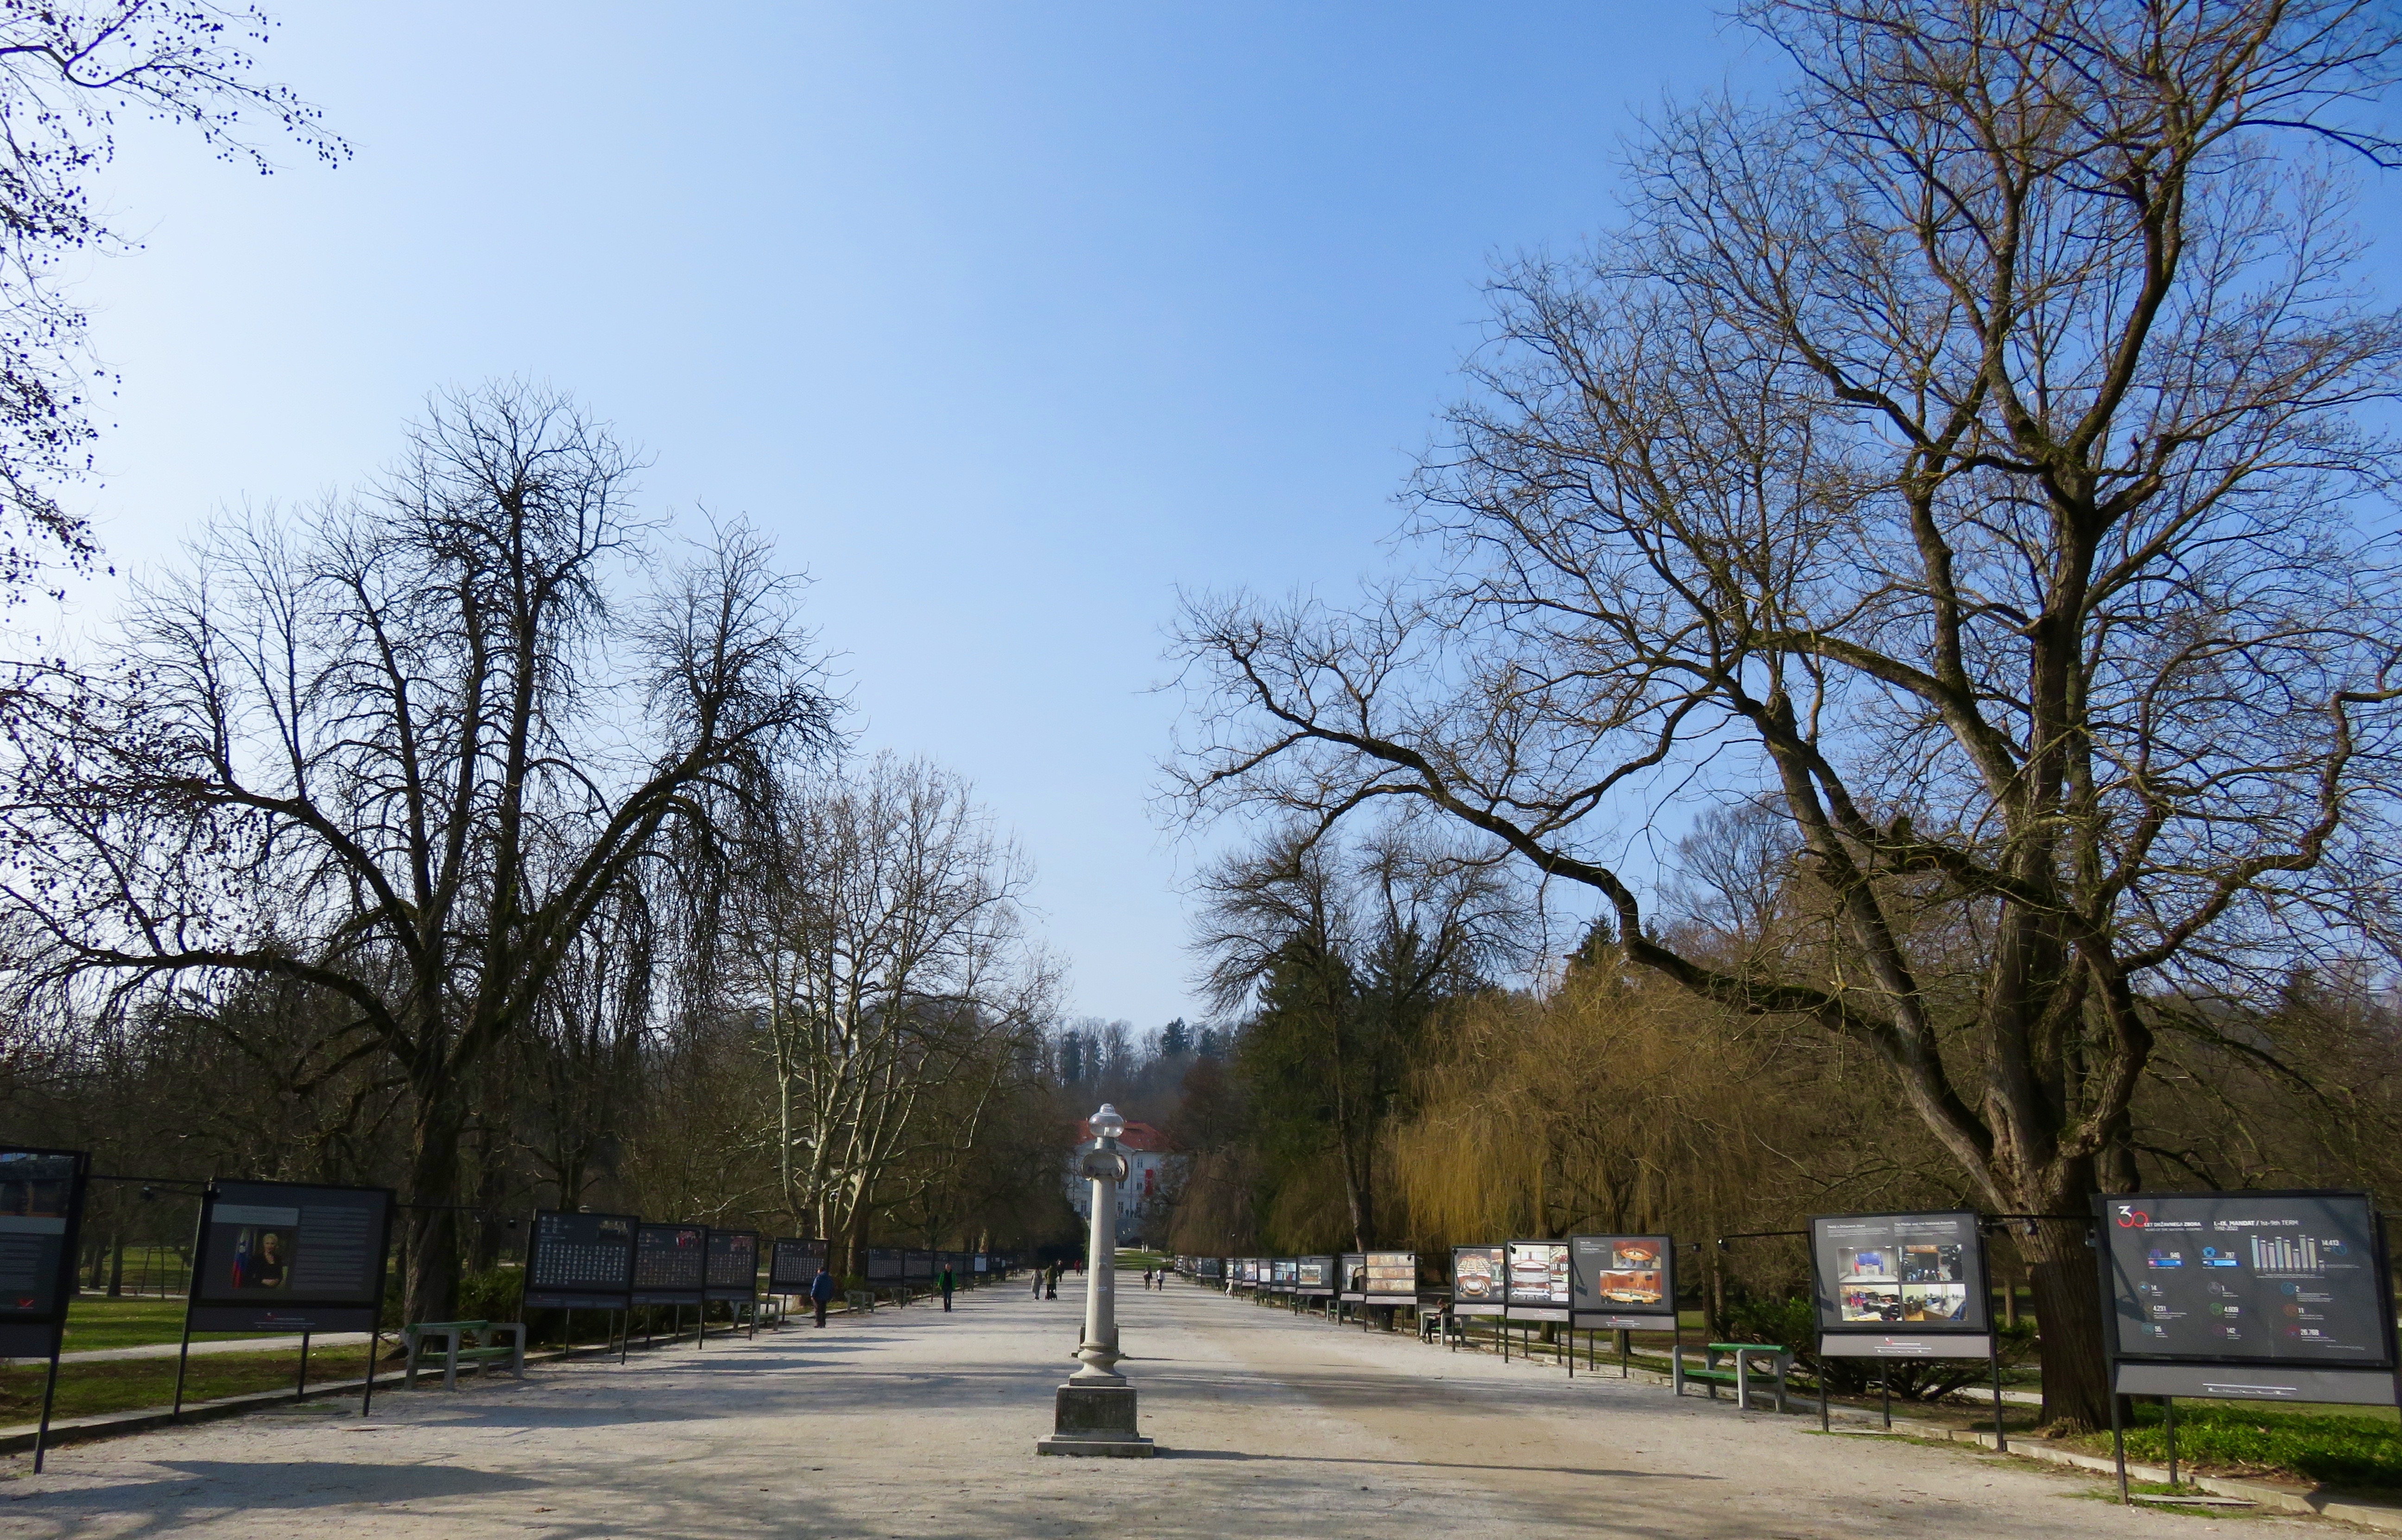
(232, 1230), (251, 1289)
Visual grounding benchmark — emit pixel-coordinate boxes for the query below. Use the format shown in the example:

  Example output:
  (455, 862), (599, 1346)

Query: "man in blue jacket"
(809, 1264), (836, 1328)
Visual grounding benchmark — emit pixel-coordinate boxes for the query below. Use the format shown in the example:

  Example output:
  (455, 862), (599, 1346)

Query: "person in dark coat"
(809, 1264), (836, 1328)
(940, 1265), (954, 1311)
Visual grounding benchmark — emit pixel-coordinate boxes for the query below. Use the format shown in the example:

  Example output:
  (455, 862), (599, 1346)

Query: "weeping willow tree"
(1394, 947), (1956, 1309)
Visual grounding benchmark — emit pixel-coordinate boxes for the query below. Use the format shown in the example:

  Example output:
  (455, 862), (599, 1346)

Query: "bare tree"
(1192, 821), (1526, 1250)
(1173, 0), (2402, 1425)
(733, 754), (1056, 1275)
(0, 384), (835, 1318)
(0, 3), (341, 598)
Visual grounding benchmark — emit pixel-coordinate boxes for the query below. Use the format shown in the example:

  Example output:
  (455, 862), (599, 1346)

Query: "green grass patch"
(0, 1344), (383, 1425)
(2069, 1402), (2402, 1491)
(56, 1296), (312, 1352)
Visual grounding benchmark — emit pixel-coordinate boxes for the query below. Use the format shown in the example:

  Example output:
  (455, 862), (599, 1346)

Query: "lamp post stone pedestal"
(1036, 1103), (1157, 1457)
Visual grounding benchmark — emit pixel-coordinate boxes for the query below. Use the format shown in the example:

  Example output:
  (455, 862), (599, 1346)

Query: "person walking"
(1044, 1261), (1060, 1300)
(939, 1264), (954, 1312)
(1030, 1268), (1042, 1299)
(809, 1263), (835, 1328)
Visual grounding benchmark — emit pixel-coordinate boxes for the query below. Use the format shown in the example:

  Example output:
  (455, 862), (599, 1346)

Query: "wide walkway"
(0, 1270), (2279, 1538)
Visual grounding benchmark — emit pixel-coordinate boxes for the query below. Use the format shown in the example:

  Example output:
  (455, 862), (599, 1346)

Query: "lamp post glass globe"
(1091, 1104), (1126, 1142)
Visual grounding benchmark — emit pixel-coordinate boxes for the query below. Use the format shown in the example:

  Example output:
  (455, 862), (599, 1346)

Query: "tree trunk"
(2026, 1235), (2109, 1430)
(106, 1234), (123, 1298)
(405, 1096), (466, 1324)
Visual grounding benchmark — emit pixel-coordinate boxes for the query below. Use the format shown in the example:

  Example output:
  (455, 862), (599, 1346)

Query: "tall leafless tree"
(1173, 0), (2402, 1425)
(732, 754), (1057, 1275)
(0, 384), (836, 1318)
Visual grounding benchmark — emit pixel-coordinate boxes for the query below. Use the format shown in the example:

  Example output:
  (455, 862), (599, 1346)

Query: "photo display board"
(2099, 1191), (2395, 1378)
(1273, 1257), (1297, 1289)
(0, 1147), (87, 1357)
(866, 1248), (903, 1283)
(1363, 1250), (1418, 1303)
(1340, 1253), (1366, 1296)
(706, 1229), (759, 1302)
(630, 1223), (707, 1306)
(904, 1251), (934, 1282)
(1810, 1210), (1989, 1354)
(768, 1237), (826, 1291)
(1297, 1255), (1335, 1293)
(1569, 1234), (1676, 1327)
(1452, 1244), (1507, 1315)
(1507, 1241), (1571, 1317)
(524, 1209), (636, 1310)
(190, 1179), (393, 1332)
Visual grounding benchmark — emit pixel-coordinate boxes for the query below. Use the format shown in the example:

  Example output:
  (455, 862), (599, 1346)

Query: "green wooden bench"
(404, 1319), (525, 1390)
(1678, 1342), (1790, 1413)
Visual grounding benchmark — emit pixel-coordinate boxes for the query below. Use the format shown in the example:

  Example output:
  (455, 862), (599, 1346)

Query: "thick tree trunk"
(2014, 1162), (2111, 1430)
(405, 1097), (466, 1324)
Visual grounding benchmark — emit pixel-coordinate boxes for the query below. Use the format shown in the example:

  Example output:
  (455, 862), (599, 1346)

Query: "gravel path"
(0, 1269), (2289, 1538)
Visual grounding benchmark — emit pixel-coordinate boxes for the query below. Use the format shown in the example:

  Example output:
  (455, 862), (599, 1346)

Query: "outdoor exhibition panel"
(705, 1229), (760, 1304)
(0, 1146), (87, 1357)
(1452, 1244), (1507, 1317)
(1272, 1257), (1297, 1293)
(1809, 1209), (1991, 1357)
(768, 1237), (826, 1293)
(1362, 1250), (1418, 1305)
(0, 1145), (88, 1471)
(866, 1248), (904, 1285)
(524, 1209), (637, 1311)
(1506, 1240), (1571, 1321)
(2096, 1189), (2399, 1406)
(1297, 1255), (1337, 1297)
(905, 1250), (934, 1283)
(188, 1179), (395, 1332)
(630, 1223), (707, 1307)
(1568, 1234), (1676, 1329)
(1339, 1252), (1366, 1300)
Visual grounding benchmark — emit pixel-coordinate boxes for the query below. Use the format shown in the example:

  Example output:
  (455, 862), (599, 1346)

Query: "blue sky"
(57, 3), (1750, 1028)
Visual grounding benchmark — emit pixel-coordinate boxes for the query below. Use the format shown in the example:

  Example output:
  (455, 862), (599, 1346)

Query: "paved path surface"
(0, 1270), (2282, 1538)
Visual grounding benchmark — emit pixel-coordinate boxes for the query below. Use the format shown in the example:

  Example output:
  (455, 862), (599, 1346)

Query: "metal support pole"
(1990, 1339), (2007, 1452)
(362, 1325), (379, 1416)
(31, 1341), (62, 1473)
(2166, 1396), (2178, 1487)
(2109, 1377), (2130, 1505)
(295, 1330), (310, 1401)
(1880, 1362), (1891, 1430)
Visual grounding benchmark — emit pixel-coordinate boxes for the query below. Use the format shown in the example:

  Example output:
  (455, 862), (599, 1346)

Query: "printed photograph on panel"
(1454, 1249), (1502, 1301)
(1899, 1243), (1964, 1283)
(231, 1227), (294, 1290)
(1838, 1246), (1896, 1281)
(1592, 1269), (1665, 1306)
(1901, 1283), (1968, 1323)
(1839, 1283), (1903, 1322)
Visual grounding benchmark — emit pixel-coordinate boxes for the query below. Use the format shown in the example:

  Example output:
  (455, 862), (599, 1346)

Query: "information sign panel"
(2097, 1191), (2396, 1389)
(1569, 1234), (1676, 1327)
(705, 1229), (759, 1303)
(1452, 1244), (1507, 1316)
(768, 1237), (826, 1292)
(0, 1147), (88, 1358)
(524, 1209), (636, 1311)
(189, 1179), (394, 1332)
(1272, 1257), (1296, 1290)
(866, 1248), (903, 1283)
(1339, 1252), (1365, 1297)
(1297, 1255), (1335, 1294)
(1507, 1240), (1570, 1318)
(1363, 1250), (1417, 1303)
(630, 1223), (706, 1306)
(1810, 1210), (1988, 1338)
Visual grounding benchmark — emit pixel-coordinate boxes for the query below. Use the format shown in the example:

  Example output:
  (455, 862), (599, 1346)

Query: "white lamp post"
(1036, 1103), (1155, 1456)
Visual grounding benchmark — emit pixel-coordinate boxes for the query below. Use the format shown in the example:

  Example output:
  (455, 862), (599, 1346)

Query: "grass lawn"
(2062, 1401), (2402, 1491)
(57, 1297), (320, 1352)
(0, 1343), (386, 1425)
